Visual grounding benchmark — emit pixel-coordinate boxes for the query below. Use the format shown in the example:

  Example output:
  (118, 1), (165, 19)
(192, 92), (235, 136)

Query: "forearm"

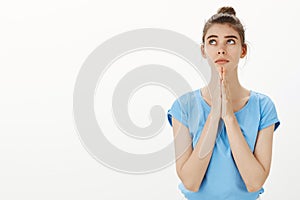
(224, 116), (268, 192)
(179, 113), (220, 192)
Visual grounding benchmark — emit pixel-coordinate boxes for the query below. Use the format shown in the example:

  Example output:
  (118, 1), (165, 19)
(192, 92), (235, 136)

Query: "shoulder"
(174, 89), (199, 107)
(251, 90), (276, 109)
(168, 89), (200, 127)
(251, 90), (280, 131)
(251, 90), (272, 101)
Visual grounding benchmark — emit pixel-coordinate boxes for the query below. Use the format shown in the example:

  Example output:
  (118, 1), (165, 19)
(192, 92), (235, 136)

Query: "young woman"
(167, 7), (280, 200)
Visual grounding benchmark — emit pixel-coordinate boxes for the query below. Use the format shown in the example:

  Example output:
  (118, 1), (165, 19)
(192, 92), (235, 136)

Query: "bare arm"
(172, 112), (220, 192)
(224, 117), (274, 192)
(220, 67), (275, 192)
(171, 68), (223, 192)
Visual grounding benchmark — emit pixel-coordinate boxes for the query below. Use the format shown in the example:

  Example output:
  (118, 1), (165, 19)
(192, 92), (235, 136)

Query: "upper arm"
(172, 117), (193, 175)
(253, 124), (275, 176)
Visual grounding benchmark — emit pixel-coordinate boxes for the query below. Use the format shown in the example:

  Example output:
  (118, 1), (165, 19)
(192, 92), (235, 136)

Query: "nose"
(218, 49), (226, 55)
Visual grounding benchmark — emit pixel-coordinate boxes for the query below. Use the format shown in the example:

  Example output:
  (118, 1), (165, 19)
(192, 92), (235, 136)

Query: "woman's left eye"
(227, 39), (235, 45)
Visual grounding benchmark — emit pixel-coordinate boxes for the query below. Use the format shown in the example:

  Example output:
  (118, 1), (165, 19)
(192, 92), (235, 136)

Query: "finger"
(222, 67), (225, 80)
(223, 77), (227, 90)
(219, 78), (222, 97)
(223, 79), (231, 103)
(221, 81), (226, 117)
(222, 79), (227, 97)
(221, 73), (228, 92)
(221, 79), (225, 97)
(222, 67), (226, 81)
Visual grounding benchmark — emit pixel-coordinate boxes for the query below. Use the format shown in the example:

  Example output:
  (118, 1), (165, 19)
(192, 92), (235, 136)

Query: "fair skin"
(172, 23), (275, 192)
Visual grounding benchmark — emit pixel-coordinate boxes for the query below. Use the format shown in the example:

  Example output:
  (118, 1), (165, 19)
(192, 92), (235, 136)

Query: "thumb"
(221, 80), (226, 117)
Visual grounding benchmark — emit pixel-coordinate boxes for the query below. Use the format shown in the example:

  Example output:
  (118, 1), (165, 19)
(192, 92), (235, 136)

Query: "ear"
(240, 44), (247, 58)
(201, 44), (207, 58)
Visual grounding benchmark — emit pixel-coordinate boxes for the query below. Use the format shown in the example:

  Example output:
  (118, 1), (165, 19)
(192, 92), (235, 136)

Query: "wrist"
(223, 114), (236, 123)
(208, 112), (220, 121)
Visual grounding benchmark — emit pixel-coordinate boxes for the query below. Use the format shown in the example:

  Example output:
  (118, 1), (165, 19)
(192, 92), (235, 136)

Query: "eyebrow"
(206, 35), (239, 40)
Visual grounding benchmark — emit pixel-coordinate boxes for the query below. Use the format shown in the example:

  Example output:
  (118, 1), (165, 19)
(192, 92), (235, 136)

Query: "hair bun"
(217, 7), (236, 16)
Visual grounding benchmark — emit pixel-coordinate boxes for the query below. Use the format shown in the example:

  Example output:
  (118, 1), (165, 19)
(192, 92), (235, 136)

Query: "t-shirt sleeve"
(258, 96), (280, 132)
(167, 97), (189, 128)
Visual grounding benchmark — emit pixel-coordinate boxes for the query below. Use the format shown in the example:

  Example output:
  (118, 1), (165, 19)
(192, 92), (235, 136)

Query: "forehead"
(205, 23), (240, 38)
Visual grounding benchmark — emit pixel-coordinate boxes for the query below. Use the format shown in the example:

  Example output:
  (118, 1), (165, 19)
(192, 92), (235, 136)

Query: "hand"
(220, 67), (234, 120)
(209, 71), (222, 119)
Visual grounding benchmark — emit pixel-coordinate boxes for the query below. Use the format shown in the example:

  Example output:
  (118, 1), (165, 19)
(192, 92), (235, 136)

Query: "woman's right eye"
(208, 39), (217, 45)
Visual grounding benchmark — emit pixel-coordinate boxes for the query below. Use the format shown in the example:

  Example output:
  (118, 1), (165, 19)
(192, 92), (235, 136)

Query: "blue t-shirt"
(167, 89), (280, 200)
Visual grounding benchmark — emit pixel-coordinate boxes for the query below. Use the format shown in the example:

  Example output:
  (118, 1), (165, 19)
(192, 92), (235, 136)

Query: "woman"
(167, 7), (280, 200)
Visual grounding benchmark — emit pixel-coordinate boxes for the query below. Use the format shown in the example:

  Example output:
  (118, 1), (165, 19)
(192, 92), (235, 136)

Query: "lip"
(215, 59), (229, 64)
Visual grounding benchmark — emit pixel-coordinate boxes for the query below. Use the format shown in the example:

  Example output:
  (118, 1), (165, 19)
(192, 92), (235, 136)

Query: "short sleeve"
(258, 96), (280, 132)
(167, 97), (189, 128)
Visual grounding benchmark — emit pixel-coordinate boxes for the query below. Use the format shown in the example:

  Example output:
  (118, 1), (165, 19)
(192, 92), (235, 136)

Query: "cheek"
(229, 47), (242, 59)
(203, 47), (215, 59)
(202, 49), (215, 65)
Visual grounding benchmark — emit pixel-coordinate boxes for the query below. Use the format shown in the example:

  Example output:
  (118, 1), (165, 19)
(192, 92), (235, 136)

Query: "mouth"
(215, 59), (229, 64)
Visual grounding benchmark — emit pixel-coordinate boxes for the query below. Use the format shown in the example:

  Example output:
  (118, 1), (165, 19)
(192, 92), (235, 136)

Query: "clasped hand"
(210, 67), (234, 120)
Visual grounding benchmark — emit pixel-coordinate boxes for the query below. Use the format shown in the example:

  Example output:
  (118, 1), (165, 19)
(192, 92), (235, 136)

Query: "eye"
(208, 39), (217, 45)
(227, 39), (236, 45)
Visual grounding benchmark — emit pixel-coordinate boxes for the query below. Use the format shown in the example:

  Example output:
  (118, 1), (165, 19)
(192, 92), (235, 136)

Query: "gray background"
(0, 0), (298, 199)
